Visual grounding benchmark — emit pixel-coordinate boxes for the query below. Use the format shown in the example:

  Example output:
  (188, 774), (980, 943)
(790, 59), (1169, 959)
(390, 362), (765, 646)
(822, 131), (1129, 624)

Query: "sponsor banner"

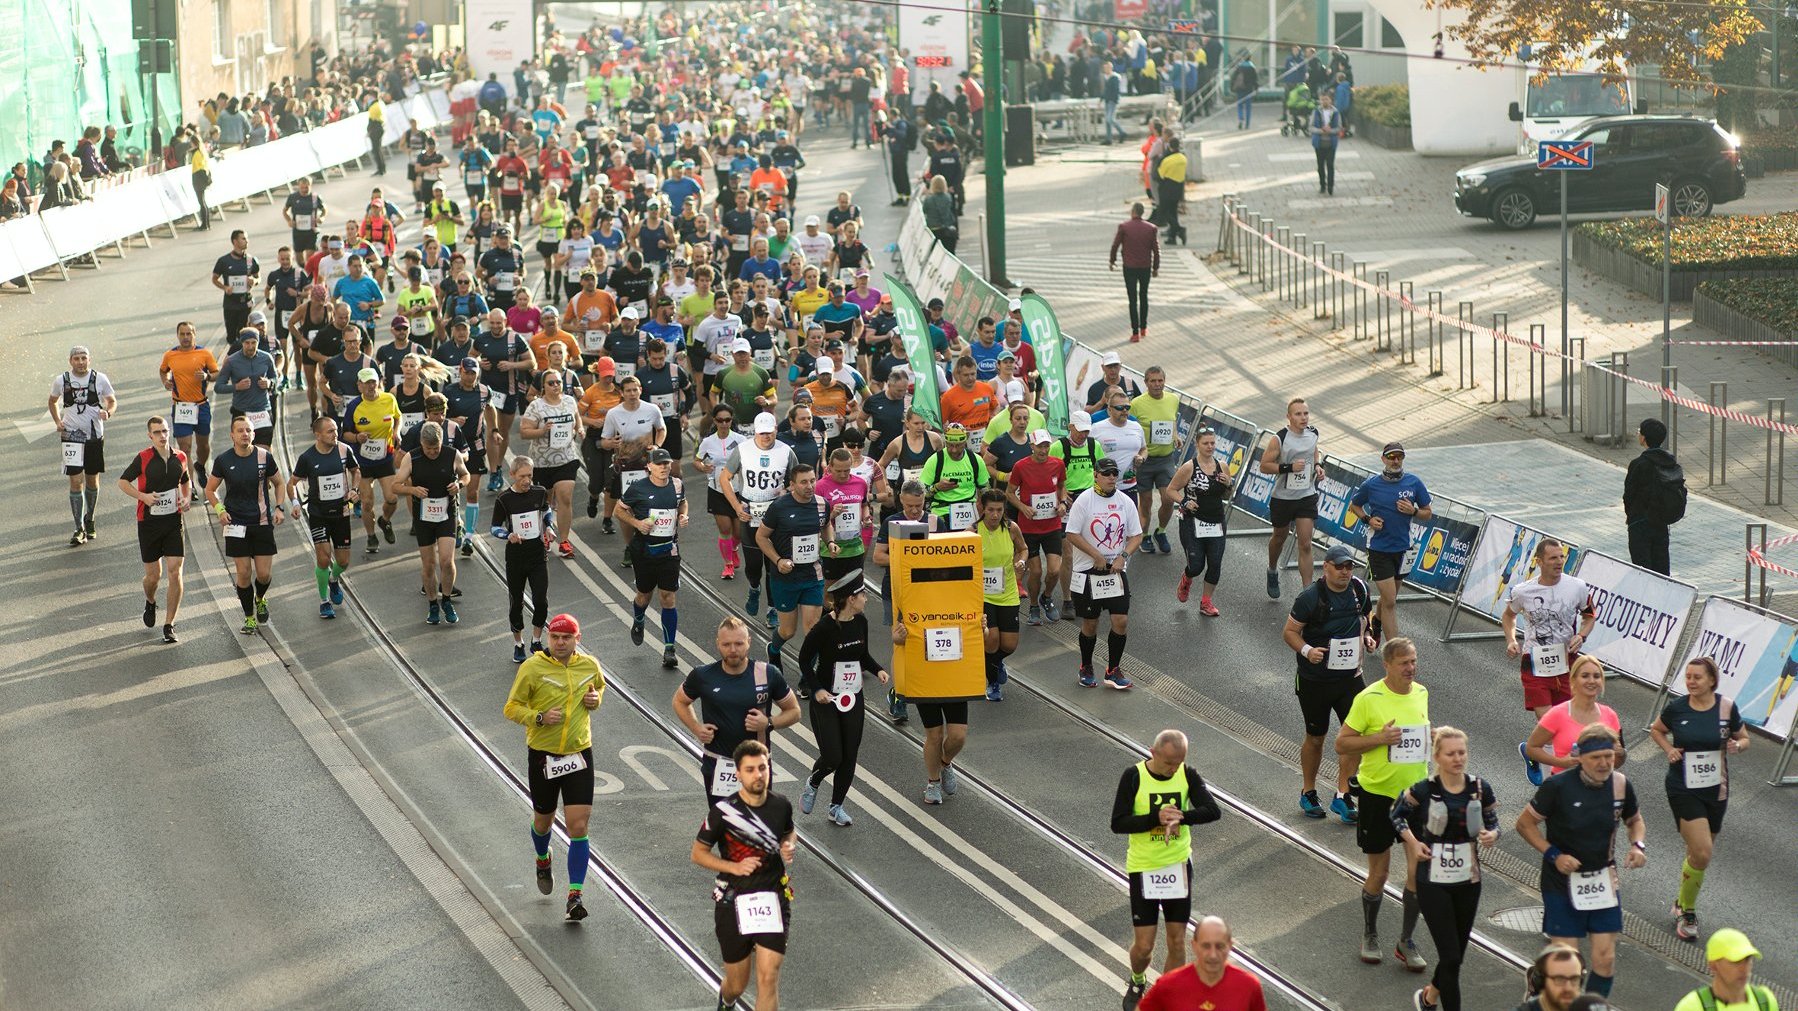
(1456, 515), (1583, 622)
(1313, 456), (1376, 550)
(883, 275), (943, 428)
(1400, 499), (1483, 596)
(1018, 293), (1070, 437)
(1572, 550), (1698, 688)
(1199, 407), (1276, 521)
(466, 0), (536, 96)
(1063, 341), (1103, 422)
(898, 1), (970, 104)
(1172, 398), (1202, 462)
(1679, 597), (1798, 736)
(1115, 0), (1148, 17)
(943, 260), (1008, 341)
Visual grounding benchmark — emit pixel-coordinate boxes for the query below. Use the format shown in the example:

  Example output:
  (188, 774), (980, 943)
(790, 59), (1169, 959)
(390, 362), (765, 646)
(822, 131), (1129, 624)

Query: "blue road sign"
(1538, 141), (1596, 170)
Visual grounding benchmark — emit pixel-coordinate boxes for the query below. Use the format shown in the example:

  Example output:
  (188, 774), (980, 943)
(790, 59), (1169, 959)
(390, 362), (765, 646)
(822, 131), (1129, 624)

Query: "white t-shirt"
(661, 278), (697, 302)
(795, 231), (832, 265)
(51, 370), (116, 440)
(1093, 418), (1147, 488)
(601, 401), (665, 444)
(699, 430), (748, 492)
(1065, 486), (1143, 573)
(559, 236), (595, 274)
(1504, 575), (1593, 646)
(694, 315), (742, 376)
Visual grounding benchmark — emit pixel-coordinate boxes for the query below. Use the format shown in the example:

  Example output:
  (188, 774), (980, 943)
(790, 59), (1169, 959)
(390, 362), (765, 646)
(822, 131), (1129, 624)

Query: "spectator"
(215, 97), (251, 147)
(42, 139), (66, 178)
(1279, 44), (1307, 96)
(189, 128), (213, 231)
(1230, 51), (1258, 130)
(37, 161), (77, 211)
(1329, 44), (1356, 86)
(1, 175), (24, 220)
(1624, 417), (1683, 575)
(75, 127), (109, 180)
(9, 162), (33, 210)
(100, 125), (128, 173)
(1333, 73), (1354, 139)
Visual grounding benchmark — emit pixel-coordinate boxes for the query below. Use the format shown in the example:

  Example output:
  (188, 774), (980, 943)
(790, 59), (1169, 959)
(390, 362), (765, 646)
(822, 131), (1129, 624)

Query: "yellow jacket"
(504, 651), (606, 754)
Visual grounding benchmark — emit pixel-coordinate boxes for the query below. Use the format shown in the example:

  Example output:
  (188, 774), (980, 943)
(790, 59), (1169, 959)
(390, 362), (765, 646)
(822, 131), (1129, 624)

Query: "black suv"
(1453, 116), (1746, 229)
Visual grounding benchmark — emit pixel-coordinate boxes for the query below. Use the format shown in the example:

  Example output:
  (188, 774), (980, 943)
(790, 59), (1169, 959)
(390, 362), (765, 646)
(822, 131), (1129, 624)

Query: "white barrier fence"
(0, 86), (448, 291)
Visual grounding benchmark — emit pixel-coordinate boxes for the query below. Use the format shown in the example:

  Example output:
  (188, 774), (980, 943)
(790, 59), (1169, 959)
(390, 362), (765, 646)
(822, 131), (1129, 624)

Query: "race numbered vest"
(738, 446), (790, 505)
(979, 519), (1018, 604)
(1126, 762), (1193, 873)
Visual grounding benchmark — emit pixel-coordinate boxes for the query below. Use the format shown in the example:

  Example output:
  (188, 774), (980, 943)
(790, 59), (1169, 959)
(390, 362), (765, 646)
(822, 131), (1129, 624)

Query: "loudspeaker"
(1001, 0), (1035, 56)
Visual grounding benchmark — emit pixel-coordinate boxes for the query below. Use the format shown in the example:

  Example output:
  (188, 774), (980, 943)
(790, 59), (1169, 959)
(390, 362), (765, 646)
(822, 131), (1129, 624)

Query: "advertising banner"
(898, 1), (971, 105)
(943, 260), (1008, 339)
(1063, 341), (1103, 420)
(1018, 293), (1070, 436)
(1456, 516), (1583, 622)
(1679, 597), (1798, 736)
(884, 274), (943, 427)
(1399, 499), (1483, 596)
(466, 0), (536, 95)
(1312, 457), (1376, 549)
(1572, 551), (1699, 688)
(1199, 408), (1275, 520)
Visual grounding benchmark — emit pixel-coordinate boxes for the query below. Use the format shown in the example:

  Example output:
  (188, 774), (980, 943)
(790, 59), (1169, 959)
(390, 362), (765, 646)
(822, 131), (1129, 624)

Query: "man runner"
(117, 415), (190, 642)
(691, 739), (797, 1011)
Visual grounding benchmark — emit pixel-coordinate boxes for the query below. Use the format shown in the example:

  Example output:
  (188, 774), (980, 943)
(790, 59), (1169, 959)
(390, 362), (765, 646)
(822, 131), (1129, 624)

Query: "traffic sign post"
(1538, 141), (1595, 418)
(1657, 181), (1673, 427)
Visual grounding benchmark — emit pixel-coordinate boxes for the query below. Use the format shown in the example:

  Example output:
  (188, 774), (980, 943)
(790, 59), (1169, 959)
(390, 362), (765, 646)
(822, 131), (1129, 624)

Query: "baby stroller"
(1281, 83), (1315, 137)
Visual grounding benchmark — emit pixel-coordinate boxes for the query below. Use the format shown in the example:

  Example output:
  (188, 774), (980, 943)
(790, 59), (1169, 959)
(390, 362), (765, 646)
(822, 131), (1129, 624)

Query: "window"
(1332, 11), (1364, 49)
(1381, 18), (1404, 49)
(212, 0), (230, 59)
(266, 0), (285, 48)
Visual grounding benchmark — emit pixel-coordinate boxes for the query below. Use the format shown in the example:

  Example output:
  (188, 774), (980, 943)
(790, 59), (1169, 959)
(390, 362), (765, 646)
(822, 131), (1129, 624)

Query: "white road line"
(13, 414), (57, 443)
(1285, 195), (1394, 209)
(1267, 149), (1362, 163)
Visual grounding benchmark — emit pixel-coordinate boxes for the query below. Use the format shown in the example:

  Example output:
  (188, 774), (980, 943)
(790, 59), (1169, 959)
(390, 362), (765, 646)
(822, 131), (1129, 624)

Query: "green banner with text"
(1018, 293), (1070, 437)
(883, 274), (943, 428)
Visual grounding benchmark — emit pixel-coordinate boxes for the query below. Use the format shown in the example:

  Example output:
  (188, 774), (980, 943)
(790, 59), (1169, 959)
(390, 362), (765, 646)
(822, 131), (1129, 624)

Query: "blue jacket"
(1334, 81), (1353, 114)
(1102, 73), (1123, 104)
(1310, 106), (1342, 148)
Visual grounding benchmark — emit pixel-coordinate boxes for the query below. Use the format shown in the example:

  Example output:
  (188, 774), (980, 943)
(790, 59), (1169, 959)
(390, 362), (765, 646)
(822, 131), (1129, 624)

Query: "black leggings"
(1178, 522), (1226, 584)
(505, 547), (549, 633)
(806, 696), (866, 806)
(580, 436), (610, 501)
(739, 521), (766, 588)
(1416, 879), (1481, 1011)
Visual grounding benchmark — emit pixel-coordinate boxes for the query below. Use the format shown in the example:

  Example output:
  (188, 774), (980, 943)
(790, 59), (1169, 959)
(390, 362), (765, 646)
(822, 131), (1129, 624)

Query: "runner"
(758, 462), (829, 665)
(393, 421), (470, 624)
(477, 306), (535, 489)
(264, 247), (311, 391)
(503, 612), (605, 921)
(638, 337), (695, 461)
(441, 358), (492, 555)
(696, 405), (749, 578)
(204, 415), (288, 633)
(1136, 916), (1268, 1011)
(212, 228), (260, 339)
(340, 367), (403, 554)
(1514, 724), (1646, 1000)
(1165, 426), (1231, 614)
(690, 739), (797, 1011)
(1094, 387), (1148, 522)
(214, 328), (279, 448)
(1283, 543), (1376, 822)
(159, 321), (219, 494)
(1336, 637), (1432, 969)
(975, 488), (1027, 701)
(49, 345), (117, 546)
(1259, 397), (1323, 598)
(1050, 411), (1106, 619)
(1648, 656), (1749, 942)
(283, 176), (326, 257)
(1130, 367), (1180, 552)
(721, 414), (797, 621)
(1502, 537), (1598, 781)
(117, 416), (191, 643)
(492, 456), (556, 662)
(288, 415), (358, 620)
(796, 572), (890, 826)
(1347, 442), (1434, 638)
(577, 357), (622, 524)
(920, 423), (988, 532)
(1392, 727), (1501, 1011)
(1671, 930), (1774, 1011)
(674, 616), (802, 806)
(1065, 457), (1142, 690)
(938, 357), (998, 457)
(1005, 429), (1067, 626)
(1111, 729), (1222, 1010)
(1522, 656), (1623, 783)
(1083, 351), (1142, 415)
(890, 534), (971, 804)
(521, 369), (583, 559)
(479, 226), (529, 311)
(617, 446), (688, 669)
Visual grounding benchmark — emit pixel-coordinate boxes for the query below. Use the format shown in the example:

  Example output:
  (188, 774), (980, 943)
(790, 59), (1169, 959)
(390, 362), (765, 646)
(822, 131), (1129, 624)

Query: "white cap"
(731, 337), (753, 354)
(1007, 297), (1022, 312)
(1070, 410), (1093, 432)
(752, 412), (778, 433)
(1101, 351), (1122, 366)
(620, 305), (641, 320)
(1029, 429), (1052, 445)
(804, 215), (821, 227)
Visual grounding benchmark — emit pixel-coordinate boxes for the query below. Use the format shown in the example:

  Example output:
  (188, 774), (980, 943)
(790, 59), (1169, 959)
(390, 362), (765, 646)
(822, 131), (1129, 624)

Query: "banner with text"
(1199, 407), (1276, 520)
(1571, 551), (1699, 689)
(1399, 498), (1484, 597)
(1018, 293), (1070, 436)
(466, 0), (536, 96)
(1456, 515), (1583, 622)
(884, 274), (943, 427)
(1679, 597), (1798, 737)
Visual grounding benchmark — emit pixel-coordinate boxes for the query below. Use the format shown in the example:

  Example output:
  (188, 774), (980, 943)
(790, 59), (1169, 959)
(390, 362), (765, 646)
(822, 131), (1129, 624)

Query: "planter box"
(1693, 289), (1798, 368)
(1356, 118), (1412, 151)
(1754, 147), (1798, 172)
(1572, 230), (1798, 301)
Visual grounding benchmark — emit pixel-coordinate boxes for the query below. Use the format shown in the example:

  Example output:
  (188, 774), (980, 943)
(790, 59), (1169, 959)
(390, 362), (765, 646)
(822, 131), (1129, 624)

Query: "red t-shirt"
(1000, 338), (1036, 378)
(495, 155), (529, 194)
(1008, 455), (1067, 535)
(539, 149), (573, 185)
(1139, 964), (1267, 1011)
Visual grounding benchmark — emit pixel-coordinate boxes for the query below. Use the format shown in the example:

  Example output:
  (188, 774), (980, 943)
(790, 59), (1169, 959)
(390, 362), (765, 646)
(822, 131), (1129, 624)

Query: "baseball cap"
(854, 268), (870, 277)
(356, 367), (380, 383)
(793, 388), (814, 403)
(1325, 544), (1360, 566)
(1007, 297), (1022, 311)
(926, 297), (945, 310)
(804, 215), (821, 227)
(752, 412), (778, 434)
(1101, 351), (1122, 366)
(730, 337), (753, 354)
(592, 356), (617, 377)
(1382, 441), (1406, 457)
(392, 314), (410, 329)
(998, 349), (1015, 361)
(1706, 928), (1761, 963)
(1070, 410), (1093, 432)
(247, 310), (267, 325)
(824, 339), (845, 351)
(655, 295), (675, 307)
(459, 357), (480, 371)
(620, 305), (641, 320)
(944, 423), (968, 444)
(546, 613), (581, 635)
(648, 447), (674, 465)
(1094, 456), (1120, 476)
(1029, 429), (1052, 445)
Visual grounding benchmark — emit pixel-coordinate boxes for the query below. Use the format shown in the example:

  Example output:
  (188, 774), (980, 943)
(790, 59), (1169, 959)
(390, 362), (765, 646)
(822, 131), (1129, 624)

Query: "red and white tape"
(1748, 532), (1798, 580)
(1226, 207), (1798, 439)
(1668, 340), (1798, 348)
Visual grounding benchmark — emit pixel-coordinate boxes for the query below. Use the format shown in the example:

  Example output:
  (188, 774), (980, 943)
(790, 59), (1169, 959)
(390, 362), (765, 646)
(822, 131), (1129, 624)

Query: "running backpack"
(1695, 985), (1772, 1011)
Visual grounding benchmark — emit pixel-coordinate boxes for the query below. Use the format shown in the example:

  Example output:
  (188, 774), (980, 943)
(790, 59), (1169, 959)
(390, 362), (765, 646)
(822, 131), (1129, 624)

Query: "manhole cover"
(1490, 906), (1547, 933)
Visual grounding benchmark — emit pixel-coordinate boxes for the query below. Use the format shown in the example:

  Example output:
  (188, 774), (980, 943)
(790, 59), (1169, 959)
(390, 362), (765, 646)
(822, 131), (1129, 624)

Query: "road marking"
(1268, 150), (1361, 163)
(1285, 195), (1394, 209)
(13, 414), (57, 443)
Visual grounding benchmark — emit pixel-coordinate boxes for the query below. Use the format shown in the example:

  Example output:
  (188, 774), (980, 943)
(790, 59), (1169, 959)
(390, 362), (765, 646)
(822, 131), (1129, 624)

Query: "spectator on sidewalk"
(216, 97), (251, 148)
(1151, 138), (1188, 245)
(1333, 73), (1355, 139)
(1109, 202), (1160, 343)
(1310, 91), (1343, 195)
(1230, 52), (1258, 130)
(922, 176), (959, 253)
(1101, 60), (1127, 145)
(1278, 45), (1307, 100)
(100, 126), (129, 173)
(75, 127), (110, 181)
(1624, 418), (1684, 575)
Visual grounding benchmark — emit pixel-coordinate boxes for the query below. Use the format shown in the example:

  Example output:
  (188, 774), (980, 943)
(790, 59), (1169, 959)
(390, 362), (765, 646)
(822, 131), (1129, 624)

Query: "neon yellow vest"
(1126, 762), (1193, 873)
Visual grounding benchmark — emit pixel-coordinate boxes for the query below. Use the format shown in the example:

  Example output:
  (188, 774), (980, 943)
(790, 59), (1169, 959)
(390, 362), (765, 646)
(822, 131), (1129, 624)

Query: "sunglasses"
(1383, 452), (1405, 460)
(1109, 403), (1130, 411)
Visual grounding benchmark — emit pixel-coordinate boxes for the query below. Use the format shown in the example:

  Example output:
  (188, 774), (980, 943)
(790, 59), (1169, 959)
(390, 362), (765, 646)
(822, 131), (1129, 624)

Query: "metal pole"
(1663, 365), (1679, 455)
(1458, 300), (1473, 389)
(1331, 252), (1345, 325)
(1494, 312), (1509, 403)
(1293, 233), (1307, 308)
(1353, 263), (1367, 339)
(1427, 292), (1443, 376)
(1276, 226), (1290, 300)
(1615, 351), (1630, 445)
(1560, 171), (1571, 416)
(1710, 381), (1728, 485)
(1243, 213), (1259, 275)
(1312, 243), (1326, 318)
(981, 0), (1008, 288)
(1746, 523), (1762, 603)
(1663, 208), (1674, 428)
(1570, 337), (1586, 434)
(1768, 398), (1786, 506)
(1400, 281), (1414, 364)
(1376, 270), (1390, 351)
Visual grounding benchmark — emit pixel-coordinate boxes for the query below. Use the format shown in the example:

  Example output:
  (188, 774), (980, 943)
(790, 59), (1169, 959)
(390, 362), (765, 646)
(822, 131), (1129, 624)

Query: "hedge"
(1574, 211), (1798, 271)
(1696, 277), (1798, 333)
(1355, 84), (1410, 129)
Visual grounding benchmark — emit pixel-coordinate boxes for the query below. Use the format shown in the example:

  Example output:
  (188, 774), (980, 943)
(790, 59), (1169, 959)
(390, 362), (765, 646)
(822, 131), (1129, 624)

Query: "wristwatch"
(534, 712), (544, 727)
(1631, 840), (1647, 853)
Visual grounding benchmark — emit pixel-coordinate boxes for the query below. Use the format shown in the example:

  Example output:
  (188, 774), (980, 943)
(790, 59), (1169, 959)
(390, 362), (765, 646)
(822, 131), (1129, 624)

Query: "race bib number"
(1327, 636), (1361, 672)
(1030, 492), (1058, 521)
(1683, 750), (1723, 789)
(1531, 642), (1569, 678)
(901, 468), (924, 490)
(544, 751), (588, 779)
(615, 360), (636, 380)
(746, 499), (772, 524)
(495, 272), (516, 292)
(1286, 467), (1313, 492)
(734, 891), (783, 935)
(583, 125), (601, 140)
(149, 489), (181, 516)
(228, 275), (249, 294)
(581, 330), (604, 352)
(832, 503), (862, 540)
(649, 507), (678, 537)
(503, 173), (521, 190)
(709, 756), (739, 796)
(752, 347), (775, 370)
(791, 533), (819, 565)
(294, 213), (313, 231)
(548, 422), (574, 450)
(1150, 420), (1174, 446)
(224, 523), (246, 539)
(360, 440), (389, 461)
(822, 414), (841, 438)
(620, 469), (647, 495)
(947, 500), (976, 531)
(1193, 520), (1223, 538)
(247, 410), (273, 430)
(1388, 723), (1430, 765)
(1141, 864), (1188, 900)
(542, 226), (562, 243)
(514, 510), (541, 539)
(319, 473), (347, 501)
(730, 234), (749, 252)
(1570, 868), (1618, 911)
(832, 661), (862, 695)
(652, 392), (677, 416)
(924, 626), (962, 662)
(421, 496), (450, 522)
(61, 441), (83, 468)
(1089, 573), (1124, 599)
(966, 429), (985, 454)
(1431, 842), (1473, 884)
(400, 412), (424, 432)
(173, 401), (201, 424)
(983, 567), (1004, 595)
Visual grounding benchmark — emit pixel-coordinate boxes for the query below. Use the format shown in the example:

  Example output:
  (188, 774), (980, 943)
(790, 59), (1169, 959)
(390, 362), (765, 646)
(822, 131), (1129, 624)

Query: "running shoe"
(621, 548), (632, 568)
(1299, 790), (1326, 819)
(745, 587), (760, 616)
(558, 541), (574, 559)
(1043, 597), (1060, 622)
(722, 558), (736, 579)
(536, 859), (553, 895)
(586, 496), (599, 518)
(923, 781), (944, 805)
(366, 534), (379, 554)
(601, 518), (614, 535)
(1141, 537), (1157, 555)
(162, 624), (178, 644)
(85, 520), (95, 539)
(241, 616), (259, 634)
(1123, 981), (1147, 1011)
(1266, 569), (1280, 598)
(801, 779), (817, 814)
(1331, 792), (1358, 824)
(941, 764), (960, 795)
(662, 645), (678, 669)
(329, 580), (344, 605)
(985, 685), (1004, 702)
(143, 599), (157, 628)
(630, 618), (645, 645)
(1200, 598), (1221, 617)
(1359, 932), (1382, 964)
(1675, 907), (1698, 942)
(378, 516), (395, 543)
(1413, 988), (1439, 1011)
(530, 641), (544, 656)
(565, 890), (587, 921)
(828, 804), (853, 827)
(1061, 598), (1077, 621)
(1027, 603), (1043, 626)
(427, 601), (441, 624)
(255, 597), (269, 623)
(1104, 667), (1134, 690)
(69, 529), (86, 547)
(1154, 530), (1171, 554)
(766, 607), (777, 631)
(487, 473), (503, 492)
(460, 540), (473, 558)
(1079, 664), (1098, 688)
(320, 602), (336, 619)
(514, 642), (529, 663)
(277, 377), (289, 393)
(1395, 940), (1427, 972)
(1520, 741), (1544, 787)
(1176, 573), (1192, 603)
(441, 600), (458, 624)
(888, 689), (908, 724)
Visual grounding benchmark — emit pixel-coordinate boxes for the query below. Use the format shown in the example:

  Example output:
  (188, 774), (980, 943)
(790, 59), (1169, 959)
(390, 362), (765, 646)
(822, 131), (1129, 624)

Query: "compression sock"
(530, 824), (552, 861)
(1678, 859), (1707, 909)
(254, 578), (271, 603)
(82, 486), (97, 522)
(314, 566), (331, 601)
(1131, 972), (1147, 986)
(768, 634), (785, 665)
(1400, 888), (1421, 944)
(69, 492), (84, 527)
(328, 561), (346, 580)
(632, 602), (647, 625)
(236, 583), (255, 617)
(1361, 890), (1382, 934)
(1588, 973), (1613, 997)
(464, 503), (480, 538)
(662, 607), (678, 645)
(1078, 632), (1097, 668)
(1107, 631), (1127, 668)
(567, 835), (590, 890)
(718, 537), (732, 562)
